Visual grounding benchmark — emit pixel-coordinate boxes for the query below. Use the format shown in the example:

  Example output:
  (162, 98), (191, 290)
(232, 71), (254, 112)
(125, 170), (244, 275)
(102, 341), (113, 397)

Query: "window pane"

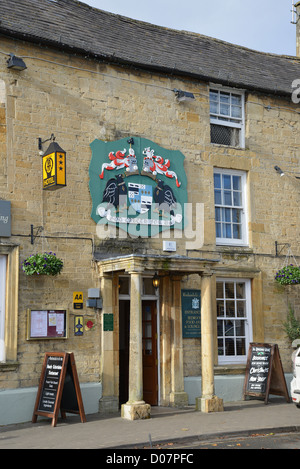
(210, 90), (218, 101)
(217, 320), (224, 335)
(225, 320), (234, 336)
(224, 208), (231, 222)
(225, 338), (235, 355)
(215, 207), (221, 221)
(225, 223), (232, 238)
(236, 283), (245, 299)
(237, 301), (246, 317)
(236, 338), (245, 355)
(231, 94), (241, 105)
(218, 338), (224, 356)
(232, 105), (242, 119)
(145, 323), (152, 338)
(210, 101), (218, 114)
(233, 191), (241, 206)
(225, 283), (235, 298)
(235, 320), (245, 336)
(216, 222), (222, 238)
(214, 173), (221, 188)
(220, 92), (230, 103)
(223, 174), (231, 190)
(232, 176), (241, 190)
(224, 191), (232, 205)
(216, 282), (223, 298)
(226, 300), (235, 317)
(232, 208), (241, 223)
(144, 339), (152, 355)
(233, 223), (241, 239)
(220, 103), (230, 116)
(214, 189), (222, 205)
(217, 300), (225, 316)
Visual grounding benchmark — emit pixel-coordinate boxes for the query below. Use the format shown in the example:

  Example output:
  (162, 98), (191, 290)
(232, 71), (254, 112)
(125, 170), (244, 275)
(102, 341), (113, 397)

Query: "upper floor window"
(214, 168), (248, 246)
(210, 87), (245, 148)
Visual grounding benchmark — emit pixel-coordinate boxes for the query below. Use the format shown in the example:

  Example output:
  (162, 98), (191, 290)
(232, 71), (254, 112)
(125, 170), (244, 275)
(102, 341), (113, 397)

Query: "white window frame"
(210, 85), (245, 148)
(216, 278), (253, 365)
(214, 168), (248, 246)
(0, 255), (7, 362)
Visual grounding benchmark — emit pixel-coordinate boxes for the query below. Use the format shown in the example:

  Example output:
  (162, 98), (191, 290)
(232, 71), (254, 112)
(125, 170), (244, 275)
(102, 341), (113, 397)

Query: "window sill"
(210, 142), (245, 151)
(0, 362), (19, 372)
(214, 364), (246, 375)
(216, 243), (251, 251)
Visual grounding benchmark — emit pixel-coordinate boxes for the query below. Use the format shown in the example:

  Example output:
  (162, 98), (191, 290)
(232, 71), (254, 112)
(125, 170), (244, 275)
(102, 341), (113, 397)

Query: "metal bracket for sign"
(30, 224), (44, 244)
(38, 133), (55, 152)
(275, 241), (290, 257)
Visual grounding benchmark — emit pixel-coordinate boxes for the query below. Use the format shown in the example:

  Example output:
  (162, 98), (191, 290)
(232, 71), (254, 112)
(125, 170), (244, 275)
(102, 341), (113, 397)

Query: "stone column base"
(169, 391), (189, 408)
(98, 396), (119, 414)
(195, 395), (224, 413)
(121, 401), (151, 420)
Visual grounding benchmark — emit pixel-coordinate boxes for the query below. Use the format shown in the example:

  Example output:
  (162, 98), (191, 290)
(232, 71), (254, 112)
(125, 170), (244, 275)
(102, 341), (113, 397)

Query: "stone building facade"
(0, 0), (299, 424)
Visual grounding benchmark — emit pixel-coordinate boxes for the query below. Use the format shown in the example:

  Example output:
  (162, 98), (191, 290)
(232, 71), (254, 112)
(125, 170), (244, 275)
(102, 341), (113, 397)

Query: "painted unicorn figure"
(142, 147), (181, 187)
(99, 148), (138, 179)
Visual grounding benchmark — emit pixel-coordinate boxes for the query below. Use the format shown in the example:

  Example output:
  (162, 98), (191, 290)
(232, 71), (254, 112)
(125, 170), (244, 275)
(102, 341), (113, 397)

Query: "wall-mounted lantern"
(42, 140), (66, 190)
(152, 272), (160, 290)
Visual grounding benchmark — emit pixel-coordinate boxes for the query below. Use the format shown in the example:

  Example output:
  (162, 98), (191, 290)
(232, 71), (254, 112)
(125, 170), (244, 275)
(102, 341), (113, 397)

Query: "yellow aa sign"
(73, 291), (83, 309)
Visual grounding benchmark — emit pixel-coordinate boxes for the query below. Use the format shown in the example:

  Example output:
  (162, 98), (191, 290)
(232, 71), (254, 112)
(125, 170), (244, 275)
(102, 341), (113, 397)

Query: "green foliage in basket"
(22, 252), (63, 276)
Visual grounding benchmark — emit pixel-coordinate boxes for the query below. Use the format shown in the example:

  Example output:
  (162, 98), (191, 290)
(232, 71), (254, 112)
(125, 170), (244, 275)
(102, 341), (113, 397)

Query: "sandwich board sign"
(243, 343), (290, 404)
(32, 352), (86, 427)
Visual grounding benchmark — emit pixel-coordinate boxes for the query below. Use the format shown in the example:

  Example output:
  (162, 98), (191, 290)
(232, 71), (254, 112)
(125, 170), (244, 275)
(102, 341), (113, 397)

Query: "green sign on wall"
(89, 137), (188, 237)
(181, 289), (201, 338)
(103, 313), (114, 332)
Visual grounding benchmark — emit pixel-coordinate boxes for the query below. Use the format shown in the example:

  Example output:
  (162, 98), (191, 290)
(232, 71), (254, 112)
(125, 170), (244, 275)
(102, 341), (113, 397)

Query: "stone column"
(196, 273), (223, 413)
(99, 274), (119, 414)
(121, 270), (151, 420)
(160, 275), (172, 406)
(169, 276), (188, 407)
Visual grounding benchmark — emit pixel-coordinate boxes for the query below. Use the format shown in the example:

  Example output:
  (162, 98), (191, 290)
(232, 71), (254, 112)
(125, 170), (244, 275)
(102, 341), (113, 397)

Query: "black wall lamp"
(274, 165), (284, 177)
(6, 53), (27, 71)
(274, 165), (300, 179)
(152, 272), (160, 290)
(173, 88), (195, 102)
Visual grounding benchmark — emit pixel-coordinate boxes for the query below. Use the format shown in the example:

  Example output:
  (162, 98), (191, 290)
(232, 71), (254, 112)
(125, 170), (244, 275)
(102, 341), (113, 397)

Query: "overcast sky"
(82, 0), (297, 56)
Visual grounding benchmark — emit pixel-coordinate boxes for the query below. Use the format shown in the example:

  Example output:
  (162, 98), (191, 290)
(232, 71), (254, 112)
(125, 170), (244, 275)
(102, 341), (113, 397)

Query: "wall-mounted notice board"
(32, 352), (86, 427)
(27, 309), (68, 340)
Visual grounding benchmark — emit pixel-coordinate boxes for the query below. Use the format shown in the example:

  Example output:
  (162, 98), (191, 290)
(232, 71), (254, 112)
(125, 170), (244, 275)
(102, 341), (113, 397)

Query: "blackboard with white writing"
(32, 352), (86, 427)
(243, 343), (290, 404)
(38, 355), (64, 413)
(245, 344), (271, 395)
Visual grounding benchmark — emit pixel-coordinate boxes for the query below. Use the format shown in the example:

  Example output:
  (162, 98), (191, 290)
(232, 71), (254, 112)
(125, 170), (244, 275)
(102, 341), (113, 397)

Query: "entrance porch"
(96, 254), (223, 419)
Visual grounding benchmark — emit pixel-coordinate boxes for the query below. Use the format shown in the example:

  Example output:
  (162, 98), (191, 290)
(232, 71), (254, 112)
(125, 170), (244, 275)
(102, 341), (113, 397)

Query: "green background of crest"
(89, 137), (188, 236)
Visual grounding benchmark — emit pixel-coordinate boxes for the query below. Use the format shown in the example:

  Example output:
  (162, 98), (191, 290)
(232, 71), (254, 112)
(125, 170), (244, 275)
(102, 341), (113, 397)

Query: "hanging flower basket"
(275, 264), (300, 285)
(22, 252), (63, 276)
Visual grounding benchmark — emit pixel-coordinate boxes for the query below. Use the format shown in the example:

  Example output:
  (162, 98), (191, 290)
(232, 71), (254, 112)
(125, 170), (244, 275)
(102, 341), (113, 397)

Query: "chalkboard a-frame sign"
(243, 343), (290, 404)
(32, 352), (86, 427)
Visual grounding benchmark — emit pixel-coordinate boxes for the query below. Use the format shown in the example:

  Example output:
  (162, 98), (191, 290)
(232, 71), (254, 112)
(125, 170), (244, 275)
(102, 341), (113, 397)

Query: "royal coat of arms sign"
(89, 137), (188, 237)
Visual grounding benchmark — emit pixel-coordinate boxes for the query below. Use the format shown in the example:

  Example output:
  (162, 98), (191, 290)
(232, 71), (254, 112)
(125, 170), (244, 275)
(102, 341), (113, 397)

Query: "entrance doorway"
(118, 299), (158, 407)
